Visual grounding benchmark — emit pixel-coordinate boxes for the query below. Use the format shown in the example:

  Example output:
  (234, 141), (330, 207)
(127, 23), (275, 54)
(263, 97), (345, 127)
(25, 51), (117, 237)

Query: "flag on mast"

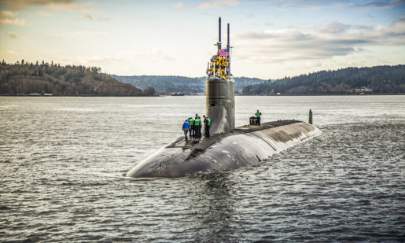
(218, 48), (229, 57)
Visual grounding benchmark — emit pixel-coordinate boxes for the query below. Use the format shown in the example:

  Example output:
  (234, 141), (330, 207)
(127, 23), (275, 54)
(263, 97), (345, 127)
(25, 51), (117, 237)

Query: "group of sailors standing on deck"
(182, 109), (263, 143)
(182, 114), (212, 142)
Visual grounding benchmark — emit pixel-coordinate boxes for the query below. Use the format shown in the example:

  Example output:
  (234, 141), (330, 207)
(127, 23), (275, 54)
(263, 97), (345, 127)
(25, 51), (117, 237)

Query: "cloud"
(0, 10), (25, 26)
(235, 18), (405, 63)
(7, 32), (17, 38)
(320, 22), (373, 34)
(81, 13), (109, 21)
(174, 2), (185, 10)
(46, 2), (90, 12)
(386, 17), (405, 36)
(82, 13), (94, 20)
(3, 49), (17, 58)
(55, 49), (176, 74)
(0, 0), (82, 11)
(320, 22), (352, 34)
(198, 0), (240, 9)
(353, 0), (405, 8)
(47, 30), (109, 40)
(0, 0), (106, 23)
(247, 0), (405, 9)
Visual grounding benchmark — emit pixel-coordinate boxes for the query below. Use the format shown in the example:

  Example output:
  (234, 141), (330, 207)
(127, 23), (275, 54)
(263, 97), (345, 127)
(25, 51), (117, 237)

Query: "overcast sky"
(1, 0), (405, 79)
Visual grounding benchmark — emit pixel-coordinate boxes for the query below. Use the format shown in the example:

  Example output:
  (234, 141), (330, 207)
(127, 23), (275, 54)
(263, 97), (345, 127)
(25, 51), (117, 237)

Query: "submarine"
(127, 18), (321, 178)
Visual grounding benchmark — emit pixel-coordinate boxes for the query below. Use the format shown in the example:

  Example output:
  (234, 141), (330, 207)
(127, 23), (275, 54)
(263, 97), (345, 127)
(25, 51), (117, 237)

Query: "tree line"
(242, 65), (405, 95)
(0, 60), (156, 96)
(114, 75), (266, 94)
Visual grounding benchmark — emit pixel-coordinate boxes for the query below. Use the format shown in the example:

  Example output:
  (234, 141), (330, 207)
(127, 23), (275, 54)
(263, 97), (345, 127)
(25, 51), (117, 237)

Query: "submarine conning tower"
(206, 17), (235, 135)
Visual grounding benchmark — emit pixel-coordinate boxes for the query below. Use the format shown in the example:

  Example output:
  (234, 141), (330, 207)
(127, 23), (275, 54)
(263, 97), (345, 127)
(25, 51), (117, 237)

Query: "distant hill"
(113, 75), (266, 94)
(114, 75), (203, 94)
(242, 65), (405, 95)
(0, 61), (155, 96)
(4, 60), (402, 97)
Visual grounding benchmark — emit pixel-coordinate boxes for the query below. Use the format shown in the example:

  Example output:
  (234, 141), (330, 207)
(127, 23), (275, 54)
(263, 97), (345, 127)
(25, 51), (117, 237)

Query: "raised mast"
(227, 22), (231, 74)
(217, 17), (222, 51)
(227, 23), (230, 52)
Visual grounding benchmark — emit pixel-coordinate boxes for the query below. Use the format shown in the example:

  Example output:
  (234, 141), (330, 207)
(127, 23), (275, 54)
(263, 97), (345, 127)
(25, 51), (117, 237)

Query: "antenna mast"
(217, 17), (222, 51)
(227, 22), (231, 74)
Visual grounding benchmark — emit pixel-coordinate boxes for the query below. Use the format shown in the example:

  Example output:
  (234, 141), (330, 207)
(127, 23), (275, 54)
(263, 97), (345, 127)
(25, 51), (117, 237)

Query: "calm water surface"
(1, 96), (404, 242)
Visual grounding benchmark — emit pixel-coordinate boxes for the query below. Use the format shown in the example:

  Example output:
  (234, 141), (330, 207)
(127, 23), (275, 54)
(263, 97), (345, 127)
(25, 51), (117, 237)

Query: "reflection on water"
(191, 172), (240, 242)
(1, 96), (405, 242)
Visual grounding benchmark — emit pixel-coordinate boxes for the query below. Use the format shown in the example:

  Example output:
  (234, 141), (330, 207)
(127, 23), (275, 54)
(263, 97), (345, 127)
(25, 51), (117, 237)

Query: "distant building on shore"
(353, 87), (373, 95)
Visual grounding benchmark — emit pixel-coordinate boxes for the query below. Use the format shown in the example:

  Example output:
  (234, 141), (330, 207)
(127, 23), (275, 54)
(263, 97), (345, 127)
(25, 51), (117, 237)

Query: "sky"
(0, 0), (405, 79)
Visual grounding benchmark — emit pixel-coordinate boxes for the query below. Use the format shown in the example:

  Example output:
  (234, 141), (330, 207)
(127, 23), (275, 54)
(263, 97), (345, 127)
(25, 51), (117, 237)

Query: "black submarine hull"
(126, 120), (320, 178)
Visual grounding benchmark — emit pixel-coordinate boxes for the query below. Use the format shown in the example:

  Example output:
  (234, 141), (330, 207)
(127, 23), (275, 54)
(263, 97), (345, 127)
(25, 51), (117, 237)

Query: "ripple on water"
(1, 97), (405, 242)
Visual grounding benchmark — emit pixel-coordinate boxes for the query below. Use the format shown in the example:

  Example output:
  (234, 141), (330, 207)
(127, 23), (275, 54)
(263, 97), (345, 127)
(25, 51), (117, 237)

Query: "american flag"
(218, 49), (229, 57)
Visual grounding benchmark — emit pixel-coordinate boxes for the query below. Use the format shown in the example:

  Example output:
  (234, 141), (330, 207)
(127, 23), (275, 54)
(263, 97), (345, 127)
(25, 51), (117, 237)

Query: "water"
(1, 96), (404, 242)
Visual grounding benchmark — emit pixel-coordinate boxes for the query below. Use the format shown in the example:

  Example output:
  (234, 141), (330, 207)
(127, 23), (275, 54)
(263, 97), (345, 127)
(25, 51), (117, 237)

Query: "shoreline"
(1, 93), (405, 97)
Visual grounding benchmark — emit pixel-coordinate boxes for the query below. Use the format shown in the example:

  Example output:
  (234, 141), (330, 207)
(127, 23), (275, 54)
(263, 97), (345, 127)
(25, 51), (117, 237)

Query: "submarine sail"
(206, 17), (235, 134)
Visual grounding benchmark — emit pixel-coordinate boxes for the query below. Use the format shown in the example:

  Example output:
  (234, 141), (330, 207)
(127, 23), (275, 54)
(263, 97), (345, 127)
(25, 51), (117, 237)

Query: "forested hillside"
(242, 65), (405, 95)
(0, 60), (155, 96)
(4, 61), (403, 96)
(114, 75), (266, 94)
(115, 75), (203, 94)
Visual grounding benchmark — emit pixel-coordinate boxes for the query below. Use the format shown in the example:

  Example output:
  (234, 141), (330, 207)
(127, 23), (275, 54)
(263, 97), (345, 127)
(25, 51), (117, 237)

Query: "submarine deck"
(233, 119), (300, 133)
(168, 119), (301, 151)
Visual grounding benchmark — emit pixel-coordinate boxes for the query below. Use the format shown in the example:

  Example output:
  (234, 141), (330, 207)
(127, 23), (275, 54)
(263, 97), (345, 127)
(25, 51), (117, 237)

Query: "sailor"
(255, 109), (262, 126)
(194, 114), (202, 139)
(188, 117), (195, 138)
(203, 115), (211, 138)
(182, 119), (190, 141)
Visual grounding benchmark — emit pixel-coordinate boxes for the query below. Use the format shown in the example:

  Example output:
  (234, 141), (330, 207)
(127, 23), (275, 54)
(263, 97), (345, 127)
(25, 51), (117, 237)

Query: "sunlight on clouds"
(174, 2), (185, 10)
(7, 32), (16, 38)
(235, 18), (405, 64)
(0, 0), (404, 78)
(0, 0), (95, 22)
(0, 0), (79, 11)
(0, 11), (25, 26)
(198, 0), (240, 9)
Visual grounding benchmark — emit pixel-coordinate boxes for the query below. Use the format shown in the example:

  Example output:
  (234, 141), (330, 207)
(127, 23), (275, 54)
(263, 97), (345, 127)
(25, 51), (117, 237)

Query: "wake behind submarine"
(127, 18), (321, 178)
